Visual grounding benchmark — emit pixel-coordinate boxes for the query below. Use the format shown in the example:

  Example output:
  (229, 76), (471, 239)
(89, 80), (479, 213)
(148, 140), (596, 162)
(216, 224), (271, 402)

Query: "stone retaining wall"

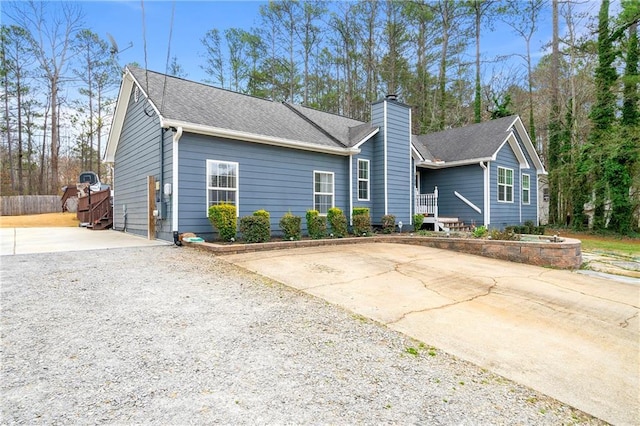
(185, 235), (582, 270)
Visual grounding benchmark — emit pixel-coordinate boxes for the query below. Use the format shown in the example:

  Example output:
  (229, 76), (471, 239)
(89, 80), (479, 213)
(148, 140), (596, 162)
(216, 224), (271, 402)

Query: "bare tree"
(10, 0), (83, 194)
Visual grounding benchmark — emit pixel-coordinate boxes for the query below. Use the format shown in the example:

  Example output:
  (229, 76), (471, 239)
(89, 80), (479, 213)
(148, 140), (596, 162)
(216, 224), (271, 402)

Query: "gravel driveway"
(1, 246), (603, 424)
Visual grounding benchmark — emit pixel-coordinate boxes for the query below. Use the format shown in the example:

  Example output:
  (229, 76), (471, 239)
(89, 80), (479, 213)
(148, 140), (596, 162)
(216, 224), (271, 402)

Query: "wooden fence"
(0, 195), (61, 216)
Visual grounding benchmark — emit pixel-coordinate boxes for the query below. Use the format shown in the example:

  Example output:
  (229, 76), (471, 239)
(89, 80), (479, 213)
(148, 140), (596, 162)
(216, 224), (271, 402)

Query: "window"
(497, 167), (514, 203)
(522, 174), (530, 204)
(207, 160), (238, 213)
(314, 171), (334, 214)
(357, 159), (369, 201)
(543, 187), (550, 202)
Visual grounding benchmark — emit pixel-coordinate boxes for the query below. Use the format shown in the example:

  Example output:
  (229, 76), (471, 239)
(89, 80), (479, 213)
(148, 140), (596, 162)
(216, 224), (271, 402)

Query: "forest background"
(1, 0), (639, 232)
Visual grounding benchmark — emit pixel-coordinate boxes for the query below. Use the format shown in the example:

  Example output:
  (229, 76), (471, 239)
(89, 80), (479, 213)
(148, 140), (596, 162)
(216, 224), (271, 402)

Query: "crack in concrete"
(533, 270), (640, 310)
(620, 312), (638, 328)
(385, 278), (498, 326)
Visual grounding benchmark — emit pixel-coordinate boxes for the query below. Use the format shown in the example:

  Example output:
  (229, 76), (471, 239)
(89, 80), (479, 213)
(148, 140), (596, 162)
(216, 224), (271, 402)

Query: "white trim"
(454, 191), (482, 214)
(497, 166), (514, 203)
(313, 170), (334, 215)
(383, 100), (388, 215)
(418, 156), (493, 169)
(494, 134), (529, 168)
(357, 159), (370, 201)
(206, 159), (240, 217)
(510, 116), (546, 173)
(161, 118), (359, 157)
(408, 106), (413, 224)
(352, 128), (380, 149)
(479, 161), (490, 226)
(171, 127), (183, 232)
(522, 173), (531, 205)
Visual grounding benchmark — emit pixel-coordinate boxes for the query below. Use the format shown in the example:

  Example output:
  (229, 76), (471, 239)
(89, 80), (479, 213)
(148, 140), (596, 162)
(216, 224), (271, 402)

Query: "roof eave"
(417, 157), (493, 169)
(352, 127), (379, 149)
(161, 118), (361, 156)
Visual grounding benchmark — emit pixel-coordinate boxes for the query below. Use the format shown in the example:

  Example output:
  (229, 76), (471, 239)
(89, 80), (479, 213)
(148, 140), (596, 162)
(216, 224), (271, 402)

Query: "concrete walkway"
(0, 227), (167, 256)
(222, 243), (640, 426)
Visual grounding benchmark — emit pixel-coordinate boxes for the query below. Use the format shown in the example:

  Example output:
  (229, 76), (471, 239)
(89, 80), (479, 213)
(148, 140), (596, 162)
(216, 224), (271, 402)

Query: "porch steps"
(421, 216), (471, 232)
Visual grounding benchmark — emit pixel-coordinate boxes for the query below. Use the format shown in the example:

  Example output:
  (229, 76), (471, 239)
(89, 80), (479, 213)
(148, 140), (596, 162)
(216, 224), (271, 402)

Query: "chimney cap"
(385, 94), (397, 101)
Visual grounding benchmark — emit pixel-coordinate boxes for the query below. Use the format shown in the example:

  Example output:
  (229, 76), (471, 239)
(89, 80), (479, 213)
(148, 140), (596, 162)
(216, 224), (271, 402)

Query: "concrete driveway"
(223, 243), (640, 426)
(0, 227), (167, 256)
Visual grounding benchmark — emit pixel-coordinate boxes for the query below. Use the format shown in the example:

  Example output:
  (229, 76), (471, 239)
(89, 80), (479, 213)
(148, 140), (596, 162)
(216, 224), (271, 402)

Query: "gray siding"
(490, 143), (521, 227)
(113, 90), (169, 239)
(370, 99), (412, 226)
(370, 105), (385, 223)
(177, 133), (349, 240)
(419, 164), (484, 226)
(512, 128), (539, 224)
(385, 102), (412, 225)
(352, 140), (374, 214)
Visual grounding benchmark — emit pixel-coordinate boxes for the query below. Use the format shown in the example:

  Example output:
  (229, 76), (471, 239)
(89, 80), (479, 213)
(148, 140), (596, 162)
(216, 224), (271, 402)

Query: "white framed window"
(357, 159), (369, 201)
(314, 171), (334, 214)
(206, 160), (239, 214)
(522, 174), (530, 205)
(497, 166), (514, 203)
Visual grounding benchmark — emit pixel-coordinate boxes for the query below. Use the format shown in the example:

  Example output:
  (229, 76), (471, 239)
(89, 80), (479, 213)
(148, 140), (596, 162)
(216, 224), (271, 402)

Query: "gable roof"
(105, 67), (377, 162)
(413, 115), (546, 172)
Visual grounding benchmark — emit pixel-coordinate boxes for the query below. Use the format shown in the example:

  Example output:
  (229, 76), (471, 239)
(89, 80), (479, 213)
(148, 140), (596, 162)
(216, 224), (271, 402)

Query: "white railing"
(416, 186), (438, 217)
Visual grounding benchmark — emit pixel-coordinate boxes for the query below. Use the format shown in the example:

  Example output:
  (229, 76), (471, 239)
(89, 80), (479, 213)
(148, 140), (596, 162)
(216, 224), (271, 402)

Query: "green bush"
(208, 203), (237, 241)
(327, 207), (348, 238)
(306, 209), (327, 239)
(279, 212), (301, 240)
(413, 214), (424, 231)
(472, 225), (488, 238)
(352, 212), (372, 236)
(240, 215), (270, 243)
(253, 209), (270, 220)
(381, 214), (396, 234)
(352, 207), (369, 217)
(489, 228), (520, 241)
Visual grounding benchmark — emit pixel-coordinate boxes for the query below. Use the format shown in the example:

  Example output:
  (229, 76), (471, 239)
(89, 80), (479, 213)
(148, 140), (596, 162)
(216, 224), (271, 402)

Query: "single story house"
(105, 67), (546, 242)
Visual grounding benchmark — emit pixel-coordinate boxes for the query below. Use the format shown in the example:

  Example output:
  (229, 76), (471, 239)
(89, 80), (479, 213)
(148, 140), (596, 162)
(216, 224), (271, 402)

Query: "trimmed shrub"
(489, 228), (520, 241)
(352, 207), (369, 217)
(327, 207), (348, 238)
(279, 212), (301, 240)
(472, 225), (488, 238)
(253, 209), (270, 220)
(352, 212), (372, 236)
(381, 214), (396, 234)
(208, 203), (237, 241)
(240, 215), (270, 243)
(306, 209), (327, 239)
(413, 213), (425, 231)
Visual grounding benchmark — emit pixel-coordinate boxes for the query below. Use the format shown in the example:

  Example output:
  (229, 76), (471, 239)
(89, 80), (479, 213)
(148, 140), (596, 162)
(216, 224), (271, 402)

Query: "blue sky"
(81, 1), (267, 82)
(2, 0), (603, 86)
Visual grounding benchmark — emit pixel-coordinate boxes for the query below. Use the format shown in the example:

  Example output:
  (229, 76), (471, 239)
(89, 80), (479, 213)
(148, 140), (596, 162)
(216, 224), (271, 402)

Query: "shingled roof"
(413, 116), (519, 163)
(124, 67), (376, 151)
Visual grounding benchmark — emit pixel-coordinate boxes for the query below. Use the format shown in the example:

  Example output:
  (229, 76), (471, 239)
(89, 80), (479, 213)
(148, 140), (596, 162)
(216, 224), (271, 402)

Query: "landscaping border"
(184, 234), (582, 270)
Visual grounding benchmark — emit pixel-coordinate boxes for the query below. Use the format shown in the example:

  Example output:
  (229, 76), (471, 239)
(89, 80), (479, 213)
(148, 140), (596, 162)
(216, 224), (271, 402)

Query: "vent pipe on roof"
(386, 94), (397, 101)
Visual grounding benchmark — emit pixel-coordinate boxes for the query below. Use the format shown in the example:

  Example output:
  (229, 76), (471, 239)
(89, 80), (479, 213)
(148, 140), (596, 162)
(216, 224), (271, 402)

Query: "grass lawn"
(0, 212), (80, 228)
(548, 228), (640, 257)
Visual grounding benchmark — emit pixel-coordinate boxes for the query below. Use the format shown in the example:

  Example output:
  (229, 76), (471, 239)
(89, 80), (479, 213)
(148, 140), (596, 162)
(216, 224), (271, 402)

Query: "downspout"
(383, 100), (388, 215)
(349, 155), (353, 226)
(172, 126), (183, 245)
(518, 164), (522, 224)
(160, 127), (165, 225)
(480, 161), (489, 227)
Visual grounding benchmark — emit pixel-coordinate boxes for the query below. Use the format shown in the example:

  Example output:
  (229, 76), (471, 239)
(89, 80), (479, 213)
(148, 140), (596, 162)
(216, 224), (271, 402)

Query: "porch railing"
(415, 186), (438, 217)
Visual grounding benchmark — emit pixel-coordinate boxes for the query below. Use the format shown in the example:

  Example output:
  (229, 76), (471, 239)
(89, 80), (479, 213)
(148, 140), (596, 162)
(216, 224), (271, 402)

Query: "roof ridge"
(129, 66), (280, 106)
(282, 103), (347, 147)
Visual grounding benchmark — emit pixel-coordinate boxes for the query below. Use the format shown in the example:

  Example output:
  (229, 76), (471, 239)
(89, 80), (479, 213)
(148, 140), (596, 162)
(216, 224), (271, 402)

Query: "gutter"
(160, 118), (361, 157)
